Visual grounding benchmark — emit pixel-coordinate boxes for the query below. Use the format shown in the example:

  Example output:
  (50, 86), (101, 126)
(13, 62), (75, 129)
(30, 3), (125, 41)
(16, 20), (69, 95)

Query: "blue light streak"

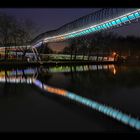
(33, 79), (140, 131)
(34, 79), (43, 89)
(66, 92), (140, 130)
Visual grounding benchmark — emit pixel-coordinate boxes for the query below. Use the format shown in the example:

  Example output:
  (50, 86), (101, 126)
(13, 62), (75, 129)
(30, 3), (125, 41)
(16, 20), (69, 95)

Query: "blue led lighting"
(84, 30), (88, 34)
(111, 21), (117, 26)
(48, 10), (140, 41)
(94, 27), (99, 31)
(115, 19), (122, 24)
(31, 10), (140, 44)
(10, 69), (36, 75)
(96, 26), (100, 30)
(80, 32), (84, 35)
(81, 31), (84, 35)
(100, 25), (104, 29)
(128, 14), (136, 20)
(73, 34), (76, 37)
(99, 25), (104, 30)
(108, 22), (113, 27)
(105, 23), (110, 28)
(82, 31), (85, 34)
(77, 33), (80, 36)
(88, 28), (93, 33)
(85, 30), (89, 34)
(34, 80), (43, 89)
(86, 29), (90, 33)
(97, 26), (101, 30)
(102, 24), (107, 29)
(134, 12), (140, 18)
(120, 16), (129, 22)
(90, 27), (96, 32)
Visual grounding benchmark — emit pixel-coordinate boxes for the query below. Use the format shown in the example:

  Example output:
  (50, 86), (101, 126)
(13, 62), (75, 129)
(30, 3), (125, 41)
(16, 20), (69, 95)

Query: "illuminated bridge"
(1, 8), (140, 61)
(31, 8), (140, 48)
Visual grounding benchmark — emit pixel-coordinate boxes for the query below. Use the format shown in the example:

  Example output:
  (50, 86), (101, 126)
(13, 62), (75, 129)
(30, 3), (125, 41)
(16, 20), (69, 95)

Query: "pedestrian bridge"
(1, 8), (140, 61)
(32, 8), (140, 48)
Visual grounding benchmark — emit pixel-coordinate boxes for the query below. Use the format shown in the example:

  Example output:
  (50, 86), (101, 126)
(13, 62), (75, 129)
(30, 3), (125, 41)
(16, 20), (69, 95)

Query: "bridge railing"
(32, 8), (140, 47)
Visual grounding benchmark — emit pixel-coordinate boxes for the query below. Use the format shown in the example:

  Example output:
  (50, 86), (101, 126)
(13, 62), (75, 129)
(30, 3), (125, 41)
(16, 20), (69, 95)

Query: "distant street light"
(112, 52), (116, 56)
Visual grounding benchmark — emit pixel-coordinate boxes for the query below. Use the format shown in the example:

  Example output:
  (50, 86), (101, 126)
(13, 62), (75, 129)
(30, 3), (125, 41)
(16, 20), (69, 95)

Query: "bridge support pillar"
(31, 47), (41, 62)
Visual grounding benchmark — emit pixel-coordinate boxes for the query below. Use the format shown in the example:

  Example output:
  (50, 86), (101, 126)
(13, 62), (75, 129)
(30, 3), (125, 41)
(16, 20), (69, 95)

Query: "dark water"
(0, 64), (140, 132)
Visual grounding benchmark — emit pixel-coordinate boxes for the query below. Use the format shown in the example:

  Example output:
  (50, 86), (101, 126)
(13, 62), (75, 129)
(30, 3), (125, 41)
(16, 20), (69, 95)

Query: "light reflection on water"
(0, 64), (140, 131)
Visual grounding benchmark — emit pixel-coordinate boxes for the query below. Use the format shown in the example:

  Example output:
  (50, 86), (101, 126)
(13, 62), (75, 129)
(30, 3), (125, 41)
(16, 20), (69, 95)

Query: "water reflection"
(0, 64), (140, 130)
(0, 64), (117, 84)
(46, 64), (116, 74)
(0, 68), (37, 84)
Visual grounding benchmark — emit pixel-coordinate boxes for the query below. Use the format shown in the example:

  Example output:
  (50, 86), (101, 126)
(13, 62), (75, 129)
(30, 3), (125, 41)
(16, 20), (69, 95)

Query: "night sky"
(0, 8), (140, 38)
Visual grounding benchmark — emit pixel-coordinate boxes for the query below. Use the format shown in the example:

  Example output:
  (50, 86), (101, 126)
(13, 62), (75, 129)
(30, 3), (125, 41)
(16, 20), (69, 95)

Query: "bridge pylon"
(31, 47), (42, 62)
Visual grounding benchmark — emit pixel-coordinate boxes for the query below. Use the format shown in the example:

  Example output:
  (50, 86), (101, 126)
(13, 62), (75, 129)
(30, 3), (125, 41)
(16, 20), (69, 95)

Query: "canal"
(0, 64), (140, 132)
